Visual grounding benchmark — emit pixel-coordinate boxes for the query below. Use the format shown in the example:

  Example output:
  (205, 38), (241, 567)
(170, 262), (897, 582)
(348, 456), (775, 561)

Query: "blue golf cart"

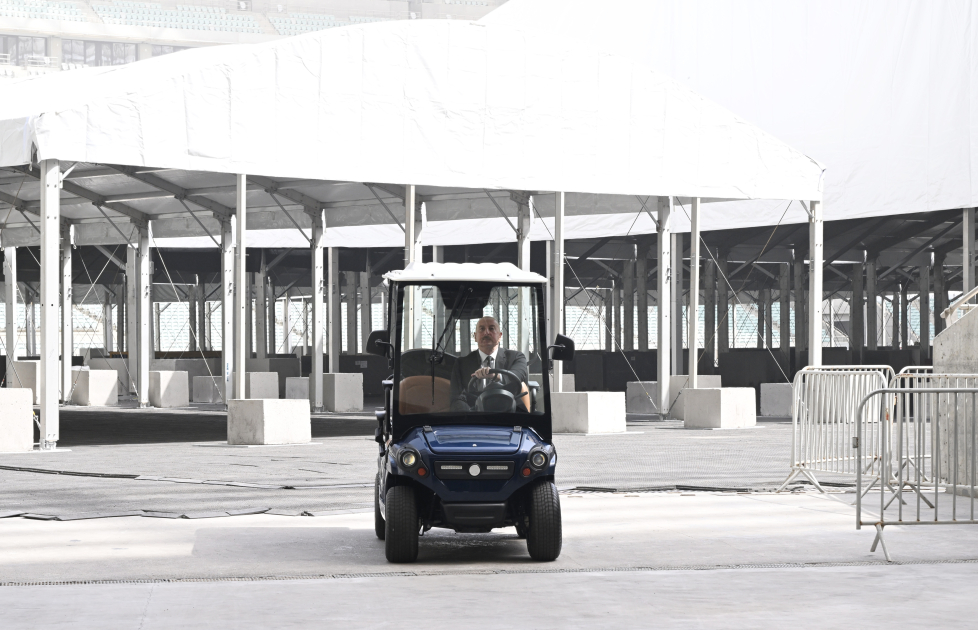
(366, 262), (574, 563)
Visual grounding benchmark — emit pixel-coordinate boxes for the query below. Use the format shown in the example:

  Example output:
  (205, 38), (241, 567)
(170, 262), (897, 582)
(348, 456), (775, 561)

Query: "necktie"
(481, 356), (493, 390)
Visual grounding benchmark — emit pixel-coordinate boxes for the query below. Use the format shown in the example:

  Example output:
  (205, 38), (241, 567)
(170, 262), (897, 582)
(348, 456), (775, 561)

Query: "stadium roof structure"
(0, 18), (823, 249)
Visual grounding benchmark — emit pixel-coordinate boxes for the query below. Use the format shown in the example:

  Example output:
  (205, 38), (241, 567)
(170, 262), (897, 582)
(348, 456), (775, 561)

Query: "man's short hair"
(475, 316), (500, 328)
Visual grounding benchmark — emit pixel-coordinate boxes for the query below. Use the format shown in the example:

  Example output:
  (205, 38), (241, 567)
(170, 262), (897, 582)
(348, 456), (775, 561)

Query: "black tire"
(384, 485), (419, 563)
(374, 474), (385, 540)
(526, 480), (562, 561)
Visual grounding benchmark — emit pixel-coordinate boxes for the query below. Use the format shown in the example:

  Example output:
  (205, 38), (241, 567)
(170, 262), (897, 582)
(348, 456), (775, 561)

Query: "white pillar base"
(0, 389), (34, 452)
(285, 377), (309, 400)
(244, 372), (279, 399)
(192, 376), (224, 404)
(228, 399), (311, 445)
(149, 371), (190, 408)
(551, 392), (626, 434)
(9, 360), (39, 405)
(69, 369), (119, 406)
(760, 383), (793, 417)
(626, 376), (722, 417)
(684, 388), (757, 429)
(308, 373), (363, 412)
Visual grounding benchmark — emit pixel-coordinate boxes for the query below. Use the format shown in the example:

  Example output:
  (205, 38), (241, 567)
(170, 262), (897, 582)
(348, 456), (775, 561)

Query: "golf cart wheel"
(526, 480), (562, 561)
(374, 474), (385, 540)
(384, 485), (419, 563)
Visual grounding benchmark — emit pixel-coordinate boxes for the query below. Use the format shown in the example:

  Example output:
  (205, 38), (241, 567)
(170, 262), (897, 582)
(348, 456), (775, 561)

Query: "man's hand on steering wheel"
(472, 366), (499, 381)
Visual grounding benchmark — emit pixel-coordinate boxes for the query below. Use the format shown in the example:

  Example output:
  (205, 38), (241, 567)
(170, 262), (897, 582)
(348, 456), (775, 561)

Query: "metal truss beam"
(107, 164), (233, 220)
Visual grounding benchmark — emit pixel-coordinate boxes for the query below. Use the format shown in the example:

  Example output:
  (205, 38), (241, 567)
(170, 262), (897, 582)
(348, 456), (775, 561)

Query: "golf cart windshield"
(395, 282), (546, 418)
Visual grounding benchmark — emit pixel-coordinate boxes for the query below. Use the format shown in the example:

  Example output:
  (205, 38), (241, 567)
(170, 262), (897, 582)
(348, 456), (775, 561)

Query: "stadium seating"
(0, 0), (87, 22)
(91, 1), (263, 33)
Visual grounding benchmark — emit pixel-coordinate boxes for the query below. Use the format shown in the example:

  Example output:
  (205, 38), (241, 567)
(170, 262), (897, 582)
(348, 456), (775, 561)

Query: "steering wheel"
(464, 368), (527, 412)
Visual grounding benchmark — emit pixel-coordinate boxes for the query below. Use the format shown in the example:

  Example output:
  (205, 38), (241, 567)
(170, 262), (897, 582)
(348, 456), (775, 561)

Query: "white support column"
(103, 293), (113, 353)
(39, 160), (61, 447)
(964, 208), (976, 299)
(345, 271), (357, 354)
(552, 192), (565, 393)
(220, 218), (234, 404)
(517, 195), (534, 357)
(517, 194), (533, 271)
(808, 200), (824, 366)
(688, 198), (700, 389)
(256, 252), (266, 359)
(233, 174), (247, 401)
(671, 232), (683, 376)
(403, 185), (423, 349)
(657, 196), (672, 417)
(60, 222), (72, 403)
(4, 246), (17, 382)
(311, 209), (325, 410)
(197, 275), (207, 351)
(360, 271), (372, 343)
(136, 226), (150, 407)
(327, 246), (340, 373)
(126, 246), (138, 394)
(188, 282), (197, 352)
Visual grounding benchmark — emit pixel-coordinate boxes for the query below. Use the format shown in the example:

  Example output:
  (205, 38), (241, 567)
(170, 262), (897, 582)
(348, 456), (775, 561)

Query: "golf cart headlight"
(400, 451), (417, 467)
(530, 452), (547, 468)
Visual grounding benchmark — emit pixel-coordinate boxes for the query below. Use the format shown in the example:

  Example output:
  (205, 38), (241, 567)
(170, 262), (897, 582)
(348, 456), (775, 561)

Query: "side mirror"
(366, 330), (391, 357)
(549, 333), (575, 362)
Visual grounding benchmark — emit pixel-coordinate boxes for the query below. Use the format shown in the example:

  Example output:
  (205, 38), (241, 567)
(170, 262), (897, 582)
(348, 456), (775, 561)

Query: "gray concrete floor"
(2, 406), (976, 628)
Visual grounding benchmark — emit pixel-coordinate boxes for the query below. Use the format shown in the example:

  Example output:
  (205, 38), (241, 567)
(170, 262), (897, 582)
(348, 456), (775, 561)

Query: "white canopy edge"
(0, 18), (823, 203)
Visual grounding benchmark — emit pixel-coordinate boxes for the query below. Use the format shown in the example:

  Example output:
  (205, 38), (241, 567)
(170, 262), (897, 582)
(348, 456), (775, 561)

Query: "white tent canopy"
(483, 0), (978, 226)
(0, 18), (822, 247)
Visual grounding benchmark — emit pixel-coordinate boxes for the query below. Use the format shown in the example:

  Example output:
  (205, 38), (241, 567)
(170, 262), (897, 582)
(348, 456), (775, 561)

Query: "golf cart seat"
(399, 376), (452, 414)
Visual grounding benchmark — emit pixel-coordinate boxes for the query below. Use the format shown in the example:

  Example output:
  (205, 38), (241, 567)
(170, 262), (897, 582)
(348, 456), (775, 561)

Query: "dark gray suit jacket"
(449, 348), (529, 411)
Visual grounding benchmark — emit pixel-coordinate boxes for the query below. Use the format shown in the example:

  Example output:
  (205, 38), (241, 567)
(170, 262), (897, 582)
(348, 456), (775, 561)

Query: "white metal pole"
(137, 226), (150, 407)
(964, 208), (976, 299)
(808, 200), (823, 366)
(233, 174), (247, 400)
(220, 218), (234, 404)
(518, 195), (533, 271)
(39, 159), (60, 448)
(552, 192), (565, 393)
(657, 196), (672, 417)
(671, 232), (682, 376)
(327, 246), (340, 373)
(311, 209), (325, 410)
(126, 246), (137, 394)
(4, 246), (17, 383)
(689, 198), (700, 389)
(60, 222), (72, 403)
(256, 251), (266, 360)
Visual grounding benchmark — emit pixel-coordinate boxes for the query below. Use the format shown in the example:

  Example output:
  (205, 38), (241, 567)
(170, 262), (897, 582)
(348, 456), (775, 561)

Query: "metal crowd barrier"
(856, 386), (978, 562)
(777, 366), (893, 492)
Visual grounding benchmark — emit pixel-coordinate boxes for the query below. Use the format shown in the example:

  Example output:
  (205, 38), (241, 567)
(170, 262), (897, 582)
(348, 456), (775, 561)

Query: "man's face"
(474, 317), (502, 354)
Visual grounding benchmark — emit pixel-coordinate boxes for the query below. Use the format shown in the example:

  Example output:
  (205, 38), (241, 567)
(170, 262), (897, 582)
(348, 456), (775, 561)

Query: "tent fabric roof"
(0, 18), (822, 203)
(482, 0), (978, 224)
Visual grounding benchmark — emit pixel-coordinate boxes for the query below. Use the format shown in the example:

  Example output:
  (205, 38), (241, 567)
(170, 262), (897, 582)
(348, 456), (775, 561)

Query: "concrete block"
(760, 383), (793, 417)
(626, 381), (659, 414)
(69, 369), (118, 406)
(227, 399), (311, 445)
(246, 357), (301, 398)
(551, 391), (626, 434)
(309, 373), (363, 412)
(0, 388), (34, 452)
(88, 358), (132, 395)
(528, 373), (575, 393)
(8, 360), (39, 405)
(669, 375), (722, 420)
(149, 371), (190, 408)
(193, 376), (225, 404)
(246, 372), (279, 399)
(285, 377), (309, 400)
(626, 376), (722, 417)
(684, 388), (757, 429)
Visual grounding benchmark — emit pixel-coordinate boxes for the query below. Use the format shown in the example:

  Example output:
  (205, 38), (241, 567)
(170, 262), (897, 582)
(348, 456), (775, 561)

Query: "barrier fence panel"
(856, 386), (978, 562)
(778, 366), (892, 492)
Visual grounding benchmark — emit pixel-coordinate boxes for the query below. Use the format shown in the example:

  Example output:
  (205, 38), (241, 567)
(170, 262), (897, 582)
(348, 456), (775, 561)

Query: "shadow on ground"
(39, 408), (376, 447)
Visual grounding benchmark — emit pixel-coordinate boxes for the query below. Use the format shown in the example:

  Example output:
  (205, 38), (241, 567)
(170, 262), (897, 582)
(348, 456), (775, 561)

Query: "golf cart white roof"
(385, 262), (547, 284)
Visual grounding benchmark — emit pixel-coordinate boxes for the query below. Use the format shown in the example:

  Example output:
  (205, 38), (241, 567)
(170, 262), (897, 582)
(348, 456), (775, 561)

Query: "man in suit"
(450, 316), (528, 411)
